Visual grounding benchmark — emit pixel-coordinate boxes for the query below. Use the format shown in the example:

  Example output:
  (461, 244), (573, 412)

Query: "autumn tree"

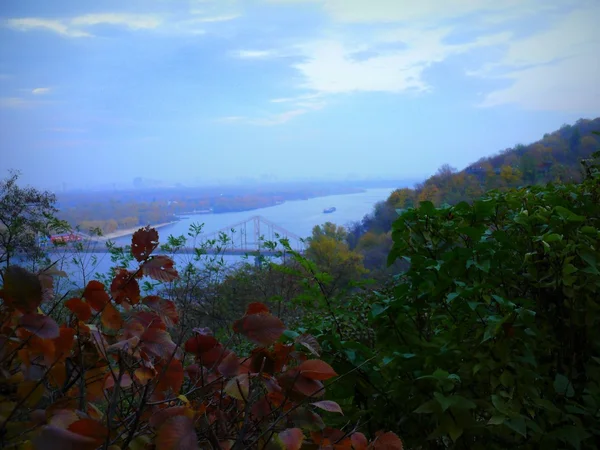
(305, 223), (367, 297)
(0, 171), (68, 274)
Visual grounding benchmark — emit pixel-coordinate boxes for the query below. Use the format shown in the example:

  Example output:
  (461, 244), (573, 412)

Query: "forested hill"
(348, 117), (600, 268)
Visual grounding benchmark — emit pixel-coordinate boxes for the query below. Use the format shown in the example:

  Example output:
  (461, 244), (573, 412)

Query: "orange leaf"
(156, 359), (184, 393)
(233, 313), (285, 346)
(141, 256), (179, 282)
(296, 333), (321, 357)
(135, 366), (156, 385)
(68, 418), (109, 446)
(246, 302), (270, 315)
(48, 362), (67, 387)
(110, 269), (140, 305)
(20, 313), (59, 339)
(298, 360), (338, 381)
(83, 280), (110, 311)
(101, 302), (123, 331)
(371, 432), (404, 450)
(3, 266), (43, 313)
(351, 432), (368, 450)
(65, 298), (92, 321)
(132, 226), (159, 262)
(156, 416), (199, 450)
(311, 400), (343, 415)
(279, 428), (304, 450)
(224, 374), (249, 401)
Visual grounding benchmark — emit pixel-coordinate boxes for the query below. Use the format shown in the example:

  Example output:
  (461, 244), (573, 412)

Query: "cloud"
(70, 13), (161, 30)
(5, 13), (161, 37)
(5, 18), (91, 37)
(32, 87), (51, 95)
(187, 14), (240, 23)
(216, 108), (311, 126)
(266, 0), (540, 23)
(292, 30), (511, 95)
(473, 3), (600, 112)
(0, 97), (42, 108)
(235, 50), (279, 59)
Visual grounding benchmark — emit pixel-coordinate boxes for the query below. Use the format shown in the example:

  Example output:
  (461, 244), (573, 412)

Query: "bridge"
(43, 216), (307, 258)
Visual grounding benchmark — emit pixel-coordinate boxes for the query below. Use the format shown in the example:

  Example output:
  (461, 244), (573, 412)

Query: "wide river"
(51, 187), (398, 287)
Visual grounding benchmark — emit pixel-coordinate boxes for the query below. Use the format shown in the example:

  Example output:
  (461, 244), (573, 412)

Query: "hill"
(348, 117), (600, 269)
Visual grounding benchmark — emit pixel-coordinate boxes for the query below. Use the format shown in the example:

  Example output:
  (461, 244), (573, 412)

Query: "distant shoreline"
(96, 220), (180, 241)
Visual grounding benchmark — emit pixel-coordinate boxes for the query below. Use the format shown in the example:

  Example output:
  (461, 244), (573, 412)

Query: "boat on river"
(323, 207), (336, 214)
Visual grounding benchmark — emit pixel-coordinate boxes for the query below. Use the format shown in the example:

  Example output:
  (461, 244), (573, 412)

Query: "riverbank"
(96, 220), (180, 241)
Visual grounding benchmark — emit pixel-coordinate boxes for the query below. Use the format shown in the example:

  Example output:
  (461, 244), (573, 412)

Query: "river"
(47, 187), (398, 288)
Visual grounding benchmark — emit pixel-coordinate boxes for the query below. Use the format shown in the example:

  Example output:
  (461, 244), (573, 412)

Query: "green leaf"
(433, 392), (452, 412)
(554, 373), (575, 397)
(414, 399), (438, 414)
(505, 417), (527, 437)
(370, 303), (388, 318)
(551, 425), (592, 450)
(487, 415), (505, 425)
(554, 206), (585, 222)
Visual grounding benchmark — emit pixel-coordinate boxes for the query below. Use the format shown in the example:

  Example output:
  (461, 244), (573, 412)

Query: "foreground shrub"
(0, 226), (401, 449)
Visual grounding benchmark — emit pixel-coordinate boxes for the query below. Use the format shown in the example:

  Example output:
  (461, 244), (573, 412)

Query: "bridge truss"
(197, 215), (306, 254)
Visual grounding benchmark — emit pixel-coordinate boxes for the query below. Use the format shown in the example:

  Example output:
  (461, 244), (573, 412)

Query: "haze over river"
(51, 188), (397, 287)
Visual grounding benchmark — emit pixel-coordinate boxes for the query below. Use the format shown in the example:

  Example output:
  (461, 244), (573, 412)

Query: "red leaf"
(141, 327), (177, 359)
(293, 374), (325, 398)
(83, 280), (110, 311)
(156, 416), (199, 450)
(371, 432), (404, 450)
(132, 226), (159, 262)
(184, 333), (218, 356)
(104, 372), (133, 390)
(217, 351), (240, 377)
(33, 425), (98, 450)
(65, 298), (92, 321)
(150, 406), (191, 428)
(110, 269), (140, 305)
(351, 432), (368, 450)
(133, 311), (166, 330)
(298, 359), (338, 380)
(143, 296), (179, 327)
(20, 313), (59, 339)
(156, 359), (184, 393)
(233, 313), (285, 346)
(279, 428), (304, 450)
(101, 302), (123, 331)
(3, 266), (43, 313)
(246, 302), (270, 315)
(198, 344), (229, 368)
(142, 256), (179, 282)
(311, 400), (343, 415)
(68, 418), (109, 446)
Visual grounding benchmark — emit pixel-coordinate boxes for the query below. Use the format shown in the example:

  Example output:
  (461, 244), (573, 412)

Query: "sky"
(0, 0), (599, 190)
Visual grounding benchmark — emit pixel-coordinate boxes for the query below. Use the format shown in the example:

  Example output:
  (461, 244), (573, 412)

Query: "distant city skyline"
(1, 0), (598, 189)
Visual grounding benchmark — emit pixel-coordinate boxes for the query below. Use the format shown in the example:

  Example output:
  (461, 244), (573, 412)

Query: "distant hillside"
(348, 117), (600, 268)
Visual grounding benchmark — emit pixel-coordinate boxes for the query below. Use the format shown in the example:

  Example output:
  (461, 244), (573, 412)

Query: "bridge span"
(44, 216), (307, 257)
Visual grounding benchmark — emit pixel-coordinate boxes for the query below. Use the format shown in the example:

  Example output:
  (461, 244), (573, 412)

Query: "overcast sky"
(0, 0), (599, 189)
